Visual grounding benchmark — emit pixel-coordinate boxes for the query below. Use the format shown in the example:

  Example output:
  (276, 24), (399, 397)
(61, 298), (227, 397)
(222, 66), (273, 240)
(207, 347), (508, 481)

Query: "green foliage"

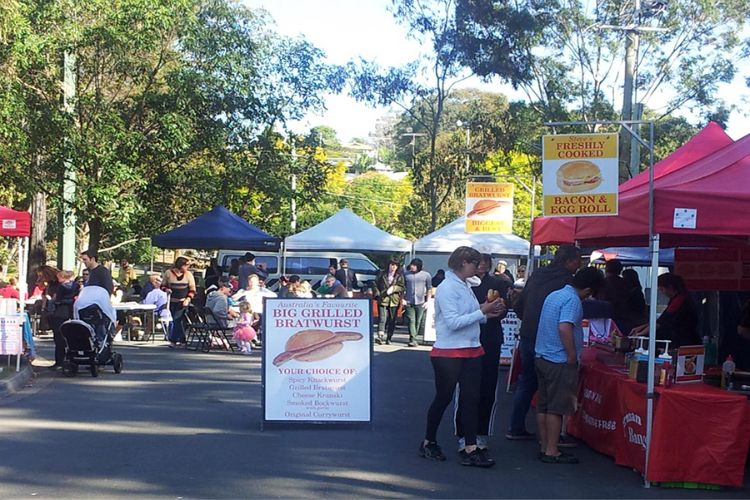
(342, 172), (412, 236)
(0, 0), (346, 257)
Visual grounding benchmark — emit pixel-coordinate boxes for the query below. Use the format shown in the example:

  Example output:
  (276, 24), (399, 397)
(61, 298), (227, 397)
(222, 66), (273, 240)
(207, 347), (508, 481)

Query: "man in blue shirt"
(535, 267), (603, 464)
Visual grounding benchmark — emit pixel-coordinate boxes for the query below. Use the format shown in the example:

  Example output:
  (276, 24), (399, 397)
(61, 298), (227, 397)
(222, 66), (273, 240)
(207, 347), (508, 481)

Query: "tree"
(343, 172), (413, 236)
(349, 0), (546, 231)
(455, 0), (749, 180)
(0, 0), (347, 260)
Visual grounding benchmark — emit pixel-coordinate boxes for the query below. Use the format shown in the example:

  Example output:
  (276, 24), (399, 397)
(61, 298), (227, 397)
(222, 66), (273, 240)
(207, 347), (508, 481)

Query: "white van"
(215, 250), (380, 290)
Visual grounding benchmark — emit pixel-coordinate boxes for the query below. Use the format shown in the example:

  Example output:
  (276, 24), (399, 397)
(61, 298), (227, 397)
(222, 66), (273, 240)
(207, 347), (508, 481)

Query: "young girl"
(233, 301), (257, 354)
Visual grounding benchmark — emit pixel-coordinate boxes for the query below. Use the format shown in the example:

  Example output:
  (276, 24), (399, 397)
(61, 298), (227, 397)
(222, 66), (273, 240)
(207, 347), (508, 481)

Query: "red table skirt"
(568, 348), (750, 487)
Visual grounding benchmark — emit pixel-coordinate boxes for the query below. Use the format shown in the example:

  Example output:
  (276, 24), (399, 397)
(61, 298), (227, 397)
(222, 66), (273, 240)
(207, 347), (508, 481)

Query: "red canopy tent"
(0, 206), (31, 302)
(0, 207), (31, 238)
(530, 123), (750, 487)
(533, 122), (735, 246)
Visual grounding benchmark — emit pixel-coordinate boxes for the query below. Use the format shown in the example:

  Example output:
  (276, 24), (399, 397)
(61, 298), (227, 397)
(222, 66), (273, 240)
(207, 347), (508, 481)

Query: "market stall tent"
(0, 206), (31, 302)
(284, 208), (412, 253)
(151, 206), (280, 250)
(533, 122), (735, 246)
(412, 216), (533, 273)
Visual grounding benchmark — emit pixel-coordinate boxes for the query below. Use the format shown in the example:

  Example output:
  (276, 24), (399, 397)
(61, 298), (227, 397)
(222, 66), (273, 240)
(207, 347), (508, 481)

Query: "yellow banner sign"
(542, 133), (619, 217)
(465, 182), (514, 233)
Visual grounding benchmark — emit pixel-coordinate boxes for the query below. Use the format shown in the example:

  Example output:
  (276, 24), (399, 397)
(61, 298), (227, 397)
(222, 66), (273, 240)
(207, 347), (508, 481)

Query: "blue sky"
(245, 0), (750, 143)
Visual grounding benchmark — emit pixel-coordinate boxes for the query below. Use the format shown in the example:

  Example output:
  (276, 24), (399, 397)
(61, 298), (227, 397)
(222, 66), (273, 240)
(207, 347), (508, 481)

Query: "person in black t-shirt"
(80, 249), (113, 296)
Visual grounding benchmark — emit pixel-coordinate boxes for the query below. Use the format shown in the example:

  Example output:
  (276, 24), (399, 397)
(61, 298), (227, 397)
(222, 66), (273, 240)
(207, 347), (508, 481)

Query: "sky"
(245, 0), (750, 144)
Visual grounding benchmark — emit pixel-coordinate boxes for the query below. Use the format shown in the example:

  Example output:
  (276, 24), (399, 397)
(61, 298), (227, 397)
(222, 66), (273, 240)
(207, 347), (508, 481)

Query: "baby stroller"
(59, 304), (123, 377)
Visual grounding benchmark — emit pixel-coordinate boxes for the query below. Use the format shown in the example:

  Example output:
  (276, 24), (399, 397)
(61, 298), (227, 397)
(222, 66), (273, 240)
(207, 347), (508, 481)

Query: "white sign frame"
(262, 297), (373, 425)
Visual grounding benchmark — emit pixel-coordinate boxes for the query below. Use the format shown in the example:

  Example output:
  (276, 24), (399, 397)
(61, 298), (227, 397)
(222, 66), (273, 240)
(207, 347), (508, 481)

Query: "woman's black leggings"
(425, 356), (482, 446)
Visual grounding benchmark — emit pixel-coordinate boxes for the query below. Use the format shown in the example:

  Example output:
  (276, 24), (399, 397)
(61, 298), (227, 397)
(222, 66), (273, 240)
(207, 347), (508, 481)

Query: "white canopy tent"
(284, 208), (412, 253)
(413, 216), (535, 274)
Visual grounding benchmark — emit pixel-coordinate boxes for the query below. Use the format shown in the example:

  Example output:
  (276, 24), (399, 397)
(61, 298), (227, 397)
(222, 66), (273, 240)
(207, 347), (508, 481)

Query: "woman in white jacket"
(419, 246), (505, 468)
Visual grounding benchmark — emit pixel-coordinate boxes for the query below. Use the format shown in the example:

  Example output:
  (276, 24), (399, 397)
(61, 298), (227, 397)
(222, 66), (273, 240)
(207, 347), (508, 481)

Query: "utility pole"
(290, 142), (297, 234)
(456, 120), (471, 173)
(599, 0), (668, 181)
(401, 132), (427, 170)
(514, 176), (538, 276)
(59, 50), (77, 269)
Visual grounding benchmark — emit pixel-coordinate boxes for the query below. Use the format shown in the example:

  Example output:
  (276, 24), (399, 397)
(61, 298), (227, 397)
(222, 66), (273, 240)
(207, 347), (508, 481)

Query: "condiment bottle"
(722, 355), (736, 390)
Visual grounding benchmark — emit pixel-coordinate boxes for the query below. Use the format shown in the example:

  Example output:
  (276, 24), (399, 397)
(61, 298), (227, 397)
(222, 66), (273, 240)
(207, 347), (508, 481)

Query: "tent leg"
(644, 233), (660, 488)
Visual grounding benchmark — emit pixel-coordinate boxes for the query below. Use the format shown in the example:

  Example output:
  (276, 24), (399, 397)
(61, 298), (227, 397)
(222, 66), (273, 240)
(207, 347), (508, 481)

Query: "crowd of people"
(420, 243), (718, 468)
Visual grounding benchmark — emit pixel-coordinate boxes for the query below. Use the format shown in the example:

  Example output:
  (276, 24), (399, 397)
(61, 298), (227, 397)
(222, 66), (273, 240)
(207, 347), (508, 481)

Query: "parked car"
(215, 250), (379, 291)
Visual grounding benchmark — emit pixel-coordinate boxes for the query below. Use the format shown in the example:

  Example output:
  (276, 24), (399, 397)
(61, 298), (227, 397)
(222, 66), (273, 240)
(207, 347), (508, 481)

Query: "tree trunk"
(88, 217), (103, 254)
(27, 192), (47, 292)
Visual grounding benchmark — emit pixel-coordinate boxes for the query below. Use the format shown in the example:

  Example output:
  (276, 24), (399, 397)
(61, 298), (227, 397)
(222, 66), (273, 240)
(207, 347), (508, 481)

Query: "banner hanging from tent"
(464, 182), (514, 233)
(542, 133), (619, 217)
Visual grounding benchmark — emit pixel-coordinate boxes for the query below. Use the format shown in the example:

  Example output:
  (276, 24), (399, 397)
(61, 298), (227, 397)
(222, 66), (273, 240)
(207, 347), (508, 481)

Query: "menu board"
(464, 182), (514, 233)
(675, 345), (705, 383)
(262, 298), (372, 423)
(542, 133), (618, 217)
(0, 315), (23, 355)
(500, 310), (520, 365)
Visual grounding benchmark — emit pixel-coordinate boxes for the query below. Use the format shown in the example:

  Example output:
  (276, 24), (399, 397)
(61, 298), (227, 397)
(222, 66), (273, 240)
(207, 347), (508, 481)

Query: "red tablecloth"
(568, 348), (750, 487)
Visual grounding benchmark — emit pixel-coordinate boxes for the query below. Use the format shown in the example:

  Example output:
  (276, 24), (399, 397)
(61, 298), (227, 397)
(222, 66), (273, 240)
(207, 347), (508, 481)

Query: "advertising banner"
(542, 133), (618, 217)
(464, 182), (514, 233)
(0, 315), (23, 355)
(423, 299), (436, 343)
(499, 310), (520, 366)
(674, 345), (705, 383)
(263, 298), (372, 423)
(568, 363), (623, 458)
(615, 378), (648, 473)
(674, 248), (750, 291)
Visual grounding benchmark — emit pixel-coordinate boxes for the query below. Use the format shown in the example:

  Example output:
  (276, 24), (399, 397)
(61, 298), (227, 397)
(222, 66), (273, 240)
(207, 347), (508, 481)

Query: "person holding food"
(630, 272), (700, 348)
(454, 253), (508, 454)
(374, 260), (405, 345)
(419, 246), (505, 468)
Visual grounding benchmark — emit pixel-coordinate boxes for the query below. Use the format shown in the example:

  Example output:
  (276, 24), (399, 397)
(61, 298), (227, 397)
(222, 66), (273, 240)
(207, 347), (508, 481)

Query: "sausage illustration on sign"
(466, 199), (508, 219)
(272, 329), (364, 366)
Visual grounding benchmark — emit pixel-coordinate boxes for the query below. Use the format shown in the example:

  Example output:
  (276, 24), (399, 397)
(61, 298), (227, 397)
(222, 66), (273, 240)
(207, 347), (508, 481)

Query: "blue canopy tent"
(152, 206), (280, 250)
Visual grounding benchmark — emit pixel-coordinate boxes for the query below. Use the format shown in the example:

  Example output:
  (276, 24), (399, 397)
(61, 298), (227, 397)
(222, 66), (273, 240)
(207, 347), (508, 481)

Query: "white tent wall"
(414, 252), (523, 277)
(412, 216), (534, 274)
(284, 208), (412, 254)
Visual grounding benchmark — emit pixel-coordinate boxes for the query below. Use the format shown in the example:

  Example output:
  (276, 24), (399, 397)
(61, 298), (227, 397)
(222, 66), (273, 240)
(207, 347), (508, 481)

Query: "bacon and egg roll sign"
(542, 134), (618, 217)
(263, 298), (371, 423)
(465, 182), (514, 233)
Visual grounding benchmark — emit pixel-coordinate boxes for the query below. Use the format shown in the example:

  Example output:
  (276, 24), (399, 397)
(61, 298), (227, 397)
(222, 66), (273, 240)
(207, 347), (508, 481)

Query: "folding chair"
(182, 305), (210, 351)
(203, 307), (236, 353)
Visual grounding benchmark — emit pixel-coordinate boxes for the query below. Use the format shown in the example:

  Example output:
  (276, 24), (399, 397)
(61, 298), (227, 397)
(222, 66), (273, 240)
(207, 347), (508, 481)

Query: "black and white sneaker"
(459, 449), (495, 467)
(419, 441), (447, 461)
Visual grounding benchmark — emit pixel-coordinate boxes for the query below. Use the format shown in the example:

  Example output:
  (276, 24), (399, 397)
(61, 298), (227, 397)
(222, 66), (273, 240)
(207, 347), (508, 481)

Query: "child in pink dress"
(233, 301), (257, 354)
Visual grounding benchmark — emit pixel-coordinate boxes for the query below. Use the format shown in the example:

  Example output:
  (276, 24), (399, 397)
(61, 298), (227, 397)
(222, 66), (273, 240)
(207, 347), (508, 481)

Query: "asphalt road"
(0, 332), (748, 499)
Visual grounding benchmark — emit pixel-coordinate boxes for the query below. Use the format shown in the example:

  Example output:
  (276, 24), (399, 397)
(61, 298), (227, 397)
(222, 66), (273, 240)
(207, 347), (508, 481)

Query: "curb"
(0, 360), (33, 398)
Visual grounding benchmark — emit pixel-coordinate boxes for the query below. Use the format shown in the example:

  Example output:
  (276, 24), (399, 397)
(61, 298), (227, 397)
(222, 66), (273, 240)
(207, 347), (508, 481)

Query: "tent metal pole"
(644, 121), (657, 488)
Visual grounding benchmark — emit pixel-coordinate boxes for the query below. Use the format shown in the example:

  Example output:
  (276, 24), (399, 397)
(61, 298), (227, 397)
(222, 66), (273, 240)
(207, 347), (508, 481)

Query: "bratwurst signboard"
(542, 133), (618, 217)
(263, 298), (371, 423)
(465, 182), (514, 233)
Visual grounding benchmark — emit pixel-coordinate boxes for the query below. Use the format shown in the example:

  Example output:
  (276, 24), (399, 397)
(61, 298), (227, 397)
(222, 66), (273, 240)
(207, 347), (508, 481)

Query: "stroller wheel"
(113, 353), (123, 374)
(90, 363), (99, 377)
(62, 361), (77, 377)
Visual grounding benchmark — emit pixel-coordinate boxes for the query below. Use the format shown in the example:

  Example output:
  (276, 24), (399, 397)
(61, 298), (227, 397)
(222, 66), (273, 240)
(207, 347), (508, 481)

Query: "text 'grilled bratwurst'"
(272, 329), (363, 366)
